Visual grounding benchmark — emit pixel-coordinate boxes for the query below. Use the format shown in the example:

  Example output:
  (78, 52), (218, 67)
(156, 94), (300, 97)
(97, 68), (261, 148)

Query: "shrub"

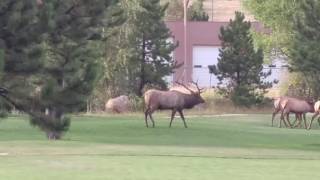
(128, 94), (144, 112)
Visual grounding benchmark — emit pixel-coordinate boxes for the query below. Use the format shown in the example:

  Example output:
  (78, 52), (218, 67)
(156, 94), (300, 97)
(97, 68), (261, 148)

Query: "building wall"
(166, 21), (269, 85)
(162, 0), (255, 22)
(203, 0), (256, 21)
(166, 21), (226, 83)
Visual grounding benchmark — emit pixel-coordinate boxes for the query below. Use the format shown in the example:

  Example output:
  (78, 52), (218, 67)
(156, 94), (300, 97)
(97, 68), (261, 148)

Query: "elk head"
(176, 81), (205, 104)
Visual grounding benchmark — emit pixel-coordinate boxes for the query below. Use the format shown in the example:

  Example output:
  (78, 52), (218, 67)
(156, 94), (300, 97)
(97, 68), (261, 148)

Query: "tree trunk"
(45, 130), (63, 140)
(39, 108), (67, 140)
(86, 99), (91, 114)
(0, 93), (69, 140)
(138, 34), (146, 97)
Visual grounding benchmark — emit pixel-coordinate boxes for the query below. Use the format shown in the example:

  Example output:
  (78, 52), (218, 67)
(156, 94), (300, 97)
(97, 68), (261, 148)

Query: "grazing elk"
(105, 95), (130, 113)
(144, 82), (205, 128)
(272, 97), (303, 128)
(308, 101), (320, 130)
(280, 97), (314, 129)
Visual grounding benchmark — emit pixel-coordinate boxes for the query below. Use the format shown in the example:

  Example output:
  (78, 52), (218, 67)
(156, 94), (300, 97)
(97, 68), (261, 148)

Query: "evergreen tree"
(290, 0), (320, 99)
(100, 0), (179, 97)
(210, 12), (272, 107)
(0, 0), (47, 119)
(0, 0), (120, 139)
(132, 0), (179, 96)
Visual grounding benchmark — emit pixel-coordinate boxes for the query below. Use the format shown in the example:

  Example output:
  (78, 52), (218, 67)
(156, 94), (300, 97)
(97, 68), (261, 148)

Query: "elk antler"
(175, 81), (196, 94)
(191, 81), (205, 94)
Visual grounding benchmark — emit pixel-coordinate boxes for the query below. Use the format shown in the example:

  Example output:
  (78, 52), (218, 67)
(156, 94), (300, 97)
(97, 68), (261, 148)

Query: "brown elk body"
(272, 97), (303, 128)
(308, 101), (320, 129)
(281, 98), (314, 129)
(144, 83), (205, 128)
(105, 95), (130, 113)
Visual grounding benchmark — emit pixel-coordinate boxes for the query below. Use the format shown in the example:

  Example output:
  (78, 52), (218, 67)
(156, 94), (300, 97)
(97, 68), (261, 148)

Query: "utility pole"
(212, 0), (214, 21)
(183, 0), (190, 84)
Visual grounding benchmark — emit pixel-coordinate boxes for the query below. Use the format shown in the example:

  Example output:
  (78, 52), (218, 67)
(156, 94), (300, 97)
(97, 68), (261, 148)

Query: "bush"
(128, 94), (144, 112)
(195, 88), (273, 114)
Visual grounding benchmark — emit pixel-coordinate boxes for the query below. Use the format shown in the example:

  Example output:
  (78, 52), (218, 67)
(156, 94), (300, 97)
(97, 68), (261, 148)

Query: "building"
(202, 0), (256, 22)
(166, 21), (274, 87)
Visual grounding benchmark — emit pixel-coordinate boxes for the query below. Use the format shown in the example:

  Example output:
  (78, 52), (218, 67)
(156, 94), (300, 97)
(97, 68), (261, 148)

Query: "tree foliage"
(0, 0), (120, 139)
(245, 0), (320, 99)
(164, 0), (184, 21)
(133, 0), (179, 96)
(99, 0), (179, 99)
(210, 12), (272, 107)
(165, 0), (209, 21)
(101, 0), (141, 99)
(243, 0), (300, 59)
(289, 0), (320, 99)
(187, 0), (209, 21)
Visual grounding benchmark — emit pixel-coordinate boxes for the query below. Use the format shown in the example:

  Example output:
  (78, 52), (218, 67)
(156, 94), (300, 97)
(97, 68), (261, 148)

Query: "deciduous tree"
(243, 0), (299, 58)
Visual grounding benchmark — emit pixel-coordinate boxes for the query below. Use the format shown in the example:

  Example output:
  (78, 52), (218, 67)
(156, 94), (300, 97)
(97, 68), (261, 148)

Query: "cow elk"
(308, 101), (320, 130)
(280, 97), (314, 129)
(105, 95), (130, 113)
(144, 82), (205, 128)
(272, 97), (303, 128)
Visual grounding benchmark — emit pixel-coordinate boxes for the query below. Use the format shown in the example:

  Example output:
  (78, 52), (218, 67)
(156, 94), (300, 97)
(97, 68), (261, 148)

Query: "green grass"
(1, 113), (320, 180)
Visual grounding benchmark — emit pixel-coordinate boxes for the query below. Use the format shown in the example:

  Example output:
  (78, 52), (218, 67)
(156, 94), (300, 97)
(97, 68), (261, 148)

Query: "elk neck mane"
(178, 92), (199, 109)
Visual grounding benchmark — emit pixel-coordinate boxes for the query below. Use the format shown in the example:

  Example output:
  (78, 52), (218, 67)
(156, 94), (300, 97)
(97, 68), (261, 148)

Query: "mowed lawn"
(1, 113), (320, 180)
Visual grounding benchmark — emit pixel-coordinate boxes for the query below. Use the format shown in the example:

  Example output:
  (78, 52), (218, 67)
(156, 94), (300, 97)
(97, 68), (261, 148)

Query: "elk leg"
(303, 113), (307, 129)
(149, 113), (155, 128)
(272, 108), (280, 127)
(144, 108), (149, 128)
(308, 112), (319, 130)
(147, 107), (156, 128)
(279, 111), (288, 128)
(169, 109), (177, 128)
(281, 111), (290, 128)
(279, 112), (289, 128)
(292, 114), (299, 127)
(279, 114), (282, 128)
(285, 113), (293, 128)
(282, 114), (289, 128)
(178, 110), (188, 128)
(293, 114), (301, 128)
(283, 111), (293, 128)
(279, 112), (283, 128)
(286, 113), (292, 127)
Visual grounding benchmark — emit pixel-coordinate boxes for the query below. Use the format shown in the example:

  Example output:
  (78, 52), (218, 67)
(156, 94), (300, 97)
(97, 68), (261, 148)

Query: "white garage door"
(192, 46), (220, 87)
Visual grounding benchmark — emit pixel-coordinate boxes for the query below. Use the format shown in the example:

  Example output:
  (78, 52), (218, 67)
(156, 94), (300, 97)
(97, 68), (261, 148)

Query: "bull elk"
(144, 82), (205, 128)
(308, 101), (320, 130)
